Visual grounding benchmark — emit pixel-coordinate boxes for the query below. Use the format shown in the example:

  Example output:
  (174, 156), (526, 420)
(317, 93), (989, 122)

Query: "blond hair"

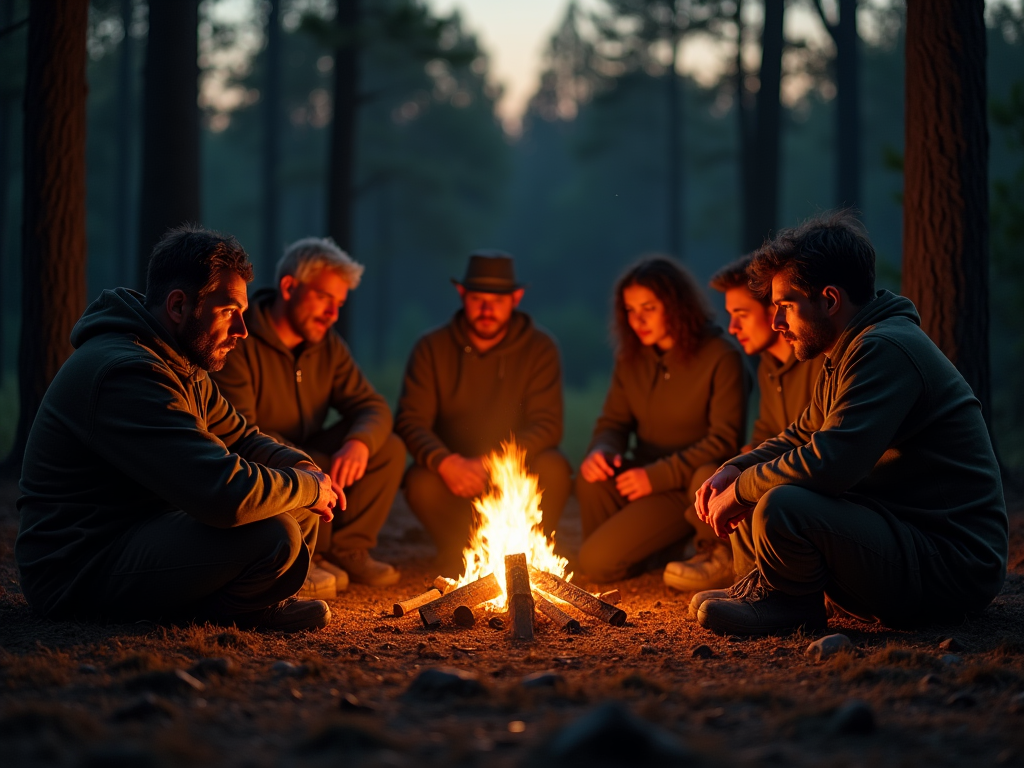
(275, 237), (364, 288)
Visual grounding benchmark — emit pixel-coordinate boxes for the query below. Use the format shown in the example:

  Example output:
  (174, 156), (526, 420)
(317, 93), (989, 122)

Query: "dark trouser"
(403, 449), (572, 561)
(302, 427), (406, 554)
(576, 463), (717, 583)
(739, 485), (997, 627)
(85, 506), (318, 623)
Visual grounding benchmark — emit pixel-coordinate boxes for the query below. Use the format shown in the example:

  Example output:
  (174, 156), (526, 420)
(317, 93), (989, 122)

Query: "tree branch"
(812, 0), (837, 40)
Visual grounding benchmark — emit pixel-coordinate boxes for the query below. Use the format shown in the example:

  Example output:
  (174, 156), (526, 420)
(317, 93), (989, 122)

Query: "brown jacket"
(212, 288), (393, 456)
(748, 350), (824, 450)
(16, 288), (319, 618)
(395, 310), (563, 470)
(588, 330), (747, 493)
(726, 291), (1007, 607)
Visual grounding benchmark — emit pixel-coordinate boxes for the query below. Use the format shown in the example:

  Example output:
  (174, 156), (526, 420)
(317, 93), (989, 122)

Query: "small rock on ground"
(806, 633), (852, 662)
(521, 671), (565, 689)
(404, 667), (486, 701)
(829, 699), (875, 736)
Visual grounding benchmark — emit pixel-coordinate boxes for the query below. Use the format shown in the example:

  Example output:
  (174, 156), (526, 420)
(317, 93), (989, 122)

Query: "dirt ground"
(3, 479), (1024, 768)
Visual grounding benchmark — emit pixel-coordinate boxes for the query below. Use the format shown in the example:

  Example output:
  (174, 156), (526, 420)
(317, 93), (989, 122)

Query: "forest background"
(0, 0), (1022, 473)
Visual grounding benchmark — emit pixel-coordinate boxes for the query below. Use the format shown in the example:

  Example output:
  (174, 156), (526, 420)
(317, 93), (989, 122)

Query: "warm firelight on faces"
(623, 284), (673, 350)
(724, 286), (779, 356)
(456, 440), (569, 608)
(282, 268), (350, 345)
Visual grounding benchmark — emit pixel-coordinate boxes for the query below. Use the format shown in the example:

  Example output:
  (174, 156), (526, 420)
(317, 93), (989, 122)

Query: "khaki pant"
(738, 485), (999, 627)
(85, 506), (318, 623)
(302, 426), (406, 555)
(576, 463), (718, 583)
(403, 449), (572, 562)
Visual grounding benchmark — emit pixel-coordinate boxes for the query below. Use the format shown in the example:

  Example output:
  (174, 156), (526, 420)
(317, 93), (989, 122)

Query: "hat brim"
(451, 277), (526, 294)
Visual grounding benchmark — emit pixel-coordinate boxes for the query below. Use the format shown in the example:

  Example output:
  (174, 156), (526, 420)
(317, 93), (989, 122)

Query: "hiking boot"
(688, 587), (731, 619)
(696, 569), (827, 636)
(256, 597), (331, 633)
(663, 542), (734, 592)
(297, 565), (337, 600)
(329, 549), (400, 587)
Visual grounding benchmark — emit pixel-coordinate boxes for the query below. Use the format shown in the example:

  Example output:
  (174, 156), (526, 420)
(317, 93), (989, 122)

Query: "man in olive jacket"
(16, 226), (338, 632)
(395, 252), (572, 572)
(693, 211), (1007, 635)
(213, 237), (403, 588)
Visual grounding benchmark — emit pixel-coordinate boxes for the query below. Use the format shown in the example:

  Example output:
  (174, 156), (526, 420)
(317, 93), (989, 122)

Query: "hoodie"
(16, 288), (319, 618)
(725, 290), (1007, 604)
(395, 310), (563, 470)
(587, 330), (748, 493)
(211, 288), (393, 456)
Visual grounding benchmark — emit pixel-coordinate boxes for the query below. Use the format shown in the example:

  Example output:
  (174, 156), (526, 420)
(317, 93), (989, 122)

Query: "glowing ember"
(456, 440), (570, 608)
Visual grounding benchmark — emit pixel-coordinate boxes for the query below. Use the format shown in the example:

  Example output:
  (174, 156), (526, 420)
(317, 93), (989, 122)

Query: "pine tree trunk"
(666, 25), (682, 259)
(136, 0), (201, 287)
(901, 0), (990, 424)
(261, 0), (281, 281)
(0, 0), (16, 380)
(116, 0), (135, 285)
(8, 0), (89, 471)
(743, 0), (783, 251)
(833, 0), (861, 210)
(326, 0), (360, 339)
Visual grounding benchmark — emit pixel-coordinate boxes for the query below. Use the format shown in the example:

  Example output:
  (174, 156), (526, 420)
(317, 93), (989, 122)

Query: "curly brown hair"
(612, 256), (715, 362)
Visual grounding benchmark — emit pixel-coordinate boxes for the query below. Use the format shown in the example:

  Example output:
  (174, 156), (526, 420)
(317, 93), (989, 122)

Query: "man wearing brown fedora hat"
(395, 250), (572, 574)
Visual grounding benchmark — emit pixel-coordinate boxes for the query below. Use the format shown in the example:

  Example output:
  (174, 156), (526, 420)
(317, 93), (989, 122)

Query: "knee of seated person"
(577, 539), (618, 583)
(403, 465), (439, 507)
(253, 513), (305, 560)
(531, 449), (571, 478)
(754, 486), (818, 531)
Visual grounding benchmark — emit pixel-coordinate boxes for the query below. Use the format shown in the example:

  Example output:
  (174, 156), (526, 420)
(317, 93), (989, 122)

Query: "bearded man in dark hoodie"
(395, 251), (572, 573)
(213, 237), (403, 591)
(16, 225), (338, 632)
(689, 210), (1007, 636)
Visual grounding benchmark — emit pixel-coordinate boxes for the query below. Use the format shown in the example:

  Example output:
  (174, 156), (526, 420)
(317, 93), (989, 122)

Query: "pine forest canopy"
(0, 0), (1022, 469)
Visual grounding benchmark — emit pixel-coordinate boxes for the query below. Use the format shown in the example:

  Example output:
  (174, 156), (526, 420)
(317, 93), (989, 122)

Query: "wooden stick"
(419, 573), (501, 628)
(393, 588), (441, 618)
(528, 567), (626, 626)
(533, 590), (581, 634)
(504, 553), (534, 641)
(597, 589), (621, 605)
(433, 576), (457, 595)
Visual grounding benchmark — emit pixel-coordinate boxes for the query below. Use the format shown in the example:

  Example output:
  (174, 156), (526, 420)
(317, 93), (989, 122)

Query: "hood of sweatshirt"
(826, 289), (921, 369)
(243, 287), (297, 356)
(70, 287), (204, 381)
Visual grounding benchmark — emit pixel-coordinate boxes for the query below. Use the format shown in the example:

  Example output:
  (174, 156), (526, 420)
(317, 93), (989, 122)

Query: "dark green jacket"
(16, 288), (319, 618)
(395, 311), (563, 470)
(726, 290), (1007, 604)
(748, 350), (824, 450)
(588, 331), (747, 493)
(212, 288), (393, 456)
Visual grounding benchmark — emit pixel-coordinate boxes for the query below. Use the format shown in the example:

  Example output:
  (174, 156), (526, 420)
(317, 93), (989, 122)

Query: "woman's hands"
(580, 450), (653, 502)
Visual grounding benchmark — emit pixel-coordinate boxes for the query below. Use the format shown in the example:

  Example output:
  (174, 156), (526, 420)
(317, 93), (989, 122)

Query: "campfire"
(393, 441), (626, 640)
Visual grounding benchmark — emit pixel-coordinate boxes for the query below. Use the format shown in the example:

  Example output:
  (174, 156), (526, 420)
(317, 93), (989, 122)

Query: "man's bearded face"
(179, 270), (248, 371)
(462, 290), (517, 341)
(770, 273), (836, 362)
(282, 268), (350, 345)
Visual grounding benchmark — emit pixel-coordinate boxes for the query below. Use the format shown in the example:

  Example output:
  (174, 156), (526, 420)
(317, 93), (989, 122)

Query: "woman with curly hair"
(575, 257), (747, 583)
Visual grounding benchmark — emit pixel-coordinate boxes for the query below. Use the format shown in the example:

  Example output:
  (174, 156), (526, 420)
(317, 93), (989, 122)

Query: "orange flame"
(455, 440), (570, 608)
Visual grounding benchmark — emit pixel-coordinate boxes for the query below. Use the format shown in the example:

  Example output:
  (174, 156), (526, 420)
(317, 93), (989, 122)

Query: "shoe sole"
(696, 600), (826, 636)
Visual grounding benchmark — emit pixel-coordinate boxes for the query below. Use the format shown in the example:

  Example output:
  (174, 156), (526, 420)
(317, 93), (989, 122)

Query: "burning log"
(529, 567), (626, 627)
(533, 590), (581, 634)
(504, 553), (534, 641)
(393, 588), (442, 618)
(433, 576), (457, 595)
(597, 589), (621, 605)
(419, 573), (501, 628)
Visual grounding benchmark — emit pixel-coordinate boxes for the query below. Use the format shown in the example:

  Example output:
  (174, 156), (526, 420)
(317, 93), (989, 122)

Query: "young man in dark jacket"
(395, 251), (572, 574)
(664, 254), (823, 592)
(692, 211), (1007, 635)
(16, 225), (338, 632)
(214, 237), (403, 590)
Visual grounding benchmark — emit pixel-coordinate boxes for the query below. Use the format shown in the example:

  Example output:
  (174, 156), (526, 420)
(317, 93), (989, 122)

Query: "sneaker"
(256, 597), (331, 633)
(297, 565), (337, 599)
(696, 569), (826, 636)
(329, 549), (400, 587)
(686, 564), (755, 619)
(663, 543), (734, 592)
(315, 558), (350, 591)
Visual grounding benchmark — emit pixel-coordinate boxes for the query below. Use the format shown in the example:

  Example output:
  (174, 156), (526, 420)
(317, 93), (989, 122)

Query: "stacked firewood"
(392, 554), (626, 641)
